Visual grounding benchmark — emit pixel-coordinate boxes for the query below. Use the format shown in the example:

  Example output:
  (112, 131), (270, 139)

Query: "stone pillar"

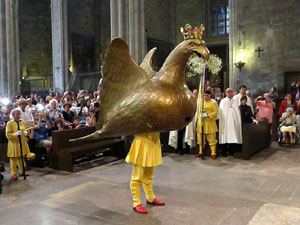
(0, 0), (20, 97)
(110, 0), (145, 64)
(51, 0), (68, 94)
(0, 0), (7, 97)
(229, 0), (237, 90)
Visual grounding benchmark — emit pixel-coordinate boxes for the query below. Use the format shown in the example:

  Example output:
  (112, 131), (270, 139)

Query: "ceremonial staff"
(16, 121), (26, 180)
(197, 67), (206, 160)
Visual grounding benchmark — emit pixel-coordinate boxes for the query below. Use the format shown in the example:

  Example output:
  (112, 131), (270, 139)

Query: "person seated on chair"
(279, 107), (297, 144)
(33, 112), (52, 154)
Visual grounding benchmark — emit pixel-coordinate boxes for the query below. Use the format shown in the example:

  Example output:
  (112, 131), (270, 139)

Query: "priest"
(219, 88), (243, 156)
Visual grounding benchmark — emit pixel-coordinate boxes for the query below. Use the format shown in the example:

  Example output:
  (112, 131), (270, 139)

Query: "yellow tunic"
(197, 99), (219, 134)
(125, 132), (162, 167)
(6, 120), (31, 158)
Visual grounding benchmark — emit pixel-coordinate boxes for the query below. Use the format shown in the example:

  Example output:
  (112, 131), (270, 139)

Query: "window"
(210, 1), (229, 36)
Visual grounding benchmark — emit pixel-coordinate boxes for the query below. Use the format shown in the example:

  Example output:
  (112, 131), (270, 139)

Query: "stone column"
(229, 0), (237, 90)
(0, 0), (20, 97)
(110, 0), (145, 64)
(0, 0), (7, 97)
(51, 0), (68, 94)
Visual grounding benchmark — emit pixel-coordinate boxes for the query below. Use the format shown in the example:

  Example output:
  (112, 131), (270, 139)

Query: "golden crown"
(180, 24), (205, 40)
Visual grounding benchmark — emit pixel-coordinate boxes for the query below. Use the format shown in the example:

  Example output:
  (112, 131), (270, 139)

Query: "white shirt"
(10, 107), (34, 124)
(233, 93), (254, 113)
(219, 97), (243, 144)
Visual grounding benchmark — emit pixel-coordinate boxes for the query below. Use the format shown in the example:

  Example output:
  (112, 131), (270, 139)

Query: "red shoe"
(19, 172), (30, 177)
(146, 198), (165, 206)
(211, 155), (217, 159)
(11, 174), (18, 180)
(133, 204), (148, 214)
(195, 153), (202, 158)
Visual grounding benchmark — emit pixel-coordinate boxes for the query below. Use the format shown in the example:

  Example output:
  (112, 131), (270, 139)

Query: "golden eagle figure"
(72, 36), (209, 141)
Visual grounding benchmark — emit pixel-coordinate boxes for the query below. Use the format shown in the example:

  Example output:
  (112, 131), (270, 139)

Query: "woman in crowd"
(278, 93), (297, 116)
(240, 96), (255, 124)
(46, 99), (62, 127)
(62, 102), (75, 124)
(280, 107), (297, 143)
(86, 109), (97, 127)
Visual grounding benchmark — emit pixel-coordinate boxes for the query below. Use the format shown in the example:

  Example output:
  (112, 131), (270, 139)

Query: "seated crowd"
(0, 90), (101, 175)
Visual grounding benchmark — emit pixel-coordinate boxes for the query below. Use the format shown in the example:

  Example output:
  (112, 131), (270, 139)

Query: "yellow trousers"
(10, 157), (25, 175)
(197, 133), (217, 156)
(130, 165), (155, 207)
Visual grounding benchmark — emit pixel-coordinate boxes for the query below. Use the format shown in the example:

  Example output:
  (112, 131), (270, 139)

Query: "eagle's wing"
(97, 38), (148, 129)
(140, 47), (157, 79)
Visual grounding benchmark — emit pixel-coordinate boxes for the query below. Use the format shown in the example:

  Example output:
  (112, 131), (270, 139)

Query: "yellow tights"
(10, 157), (25, 175)
(130, 165), (155, 207)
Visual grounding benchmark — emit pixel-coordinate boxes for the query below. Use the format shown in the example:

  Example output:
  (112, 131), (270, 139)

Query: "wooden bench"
(0, 128), (8, 163)
(234, 121), (271, 160)
(51, 127), (126, 172)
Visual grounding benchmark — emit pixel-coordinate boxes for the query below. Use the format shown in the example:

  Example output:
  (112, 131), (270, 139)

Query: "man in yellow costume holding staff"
(195, 90), (219, 159)
(6, 109), (35, 180)
(125, 132), (165, 214)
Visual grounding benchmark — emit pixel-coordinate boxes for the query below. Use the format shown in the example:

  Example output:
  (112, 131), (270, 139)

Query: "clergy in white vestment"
(219, 88), (243, 155)
(233, 85), (253, 113)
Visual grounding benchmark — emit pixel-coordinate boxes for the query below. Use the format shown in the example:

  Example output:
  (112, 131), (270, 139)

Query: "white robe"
(168, 120), (197, 149)
(233, 93), (253, 113)
(219, 97), (243, 144)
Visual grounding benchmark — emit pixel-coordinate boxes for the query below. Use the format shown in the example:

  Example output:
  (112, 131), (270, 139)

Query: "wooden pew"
(234, 121), (271, 160)
(51, 127), (126, 172)
(0, 128), (8, 163)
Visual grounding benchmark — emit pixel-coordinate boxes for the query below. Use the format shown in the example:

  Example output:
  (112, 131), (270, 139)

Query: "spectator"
(46, 99), (62, 127)
(278, 93), (297, 116)
(290, 81), (300, 101)
(12, 98), (34, 125)
(72, 116), (84, 129)
(233, 85), (254, 113)
(62, 102), (75, 124)
(94, 102), (100, 121)
(280, 108), (297, 144)
(255, 93), (275, 124)
(30, 92), (37, 105)
(33, 113), (52, 154)
(0, 105), (6, 127)
(86, 109), (97, 127)
(240, 96), (254, 124)
(269, 86), (278, 103)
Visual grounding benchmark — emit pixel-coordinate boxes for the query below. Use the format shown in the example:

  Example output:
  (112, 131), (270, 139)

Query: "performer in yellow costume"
(195, 90), (219, 159)
(126, 132), (165, 214)
(6, 109), (35, 180)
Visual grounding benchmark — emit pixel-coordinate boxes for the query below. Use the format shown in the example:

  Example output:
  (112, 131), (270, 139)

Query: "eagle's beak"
(193, 44), (210, 61)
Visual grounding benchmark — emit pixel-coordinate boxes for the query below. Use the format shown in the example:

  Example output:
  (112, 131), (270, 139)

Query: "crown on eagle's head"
(180, 24), (205, 40)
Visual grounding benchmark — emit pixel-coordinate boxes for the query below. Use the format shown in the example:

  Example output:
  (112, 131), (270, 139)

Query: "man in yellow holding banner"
(195, 90), (219, 159)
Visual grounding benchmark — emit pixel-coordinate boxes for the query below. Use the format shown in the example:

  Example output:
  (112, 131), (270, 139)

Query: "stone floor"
(1, 143), (300, 225)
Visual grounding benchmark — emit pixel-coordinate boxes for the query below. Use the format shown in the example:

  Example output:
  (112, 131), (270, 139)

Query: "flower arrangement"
(186, 53), (222, 78)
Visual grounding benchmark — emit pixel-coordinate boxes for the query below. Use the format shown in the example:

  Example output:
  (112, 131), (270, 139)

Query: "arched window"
(210, 0), (229, 36)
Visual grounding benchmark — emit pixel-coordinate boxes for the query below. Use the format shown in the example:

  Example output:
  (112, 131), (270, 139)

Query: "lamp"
(234, 61), (245, 71)
(234, 25), (246, 71)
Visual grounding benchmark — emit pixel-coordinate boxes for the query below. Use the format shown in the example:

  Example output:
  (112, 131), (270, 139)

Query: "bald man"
(219, 88), (243, 156)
